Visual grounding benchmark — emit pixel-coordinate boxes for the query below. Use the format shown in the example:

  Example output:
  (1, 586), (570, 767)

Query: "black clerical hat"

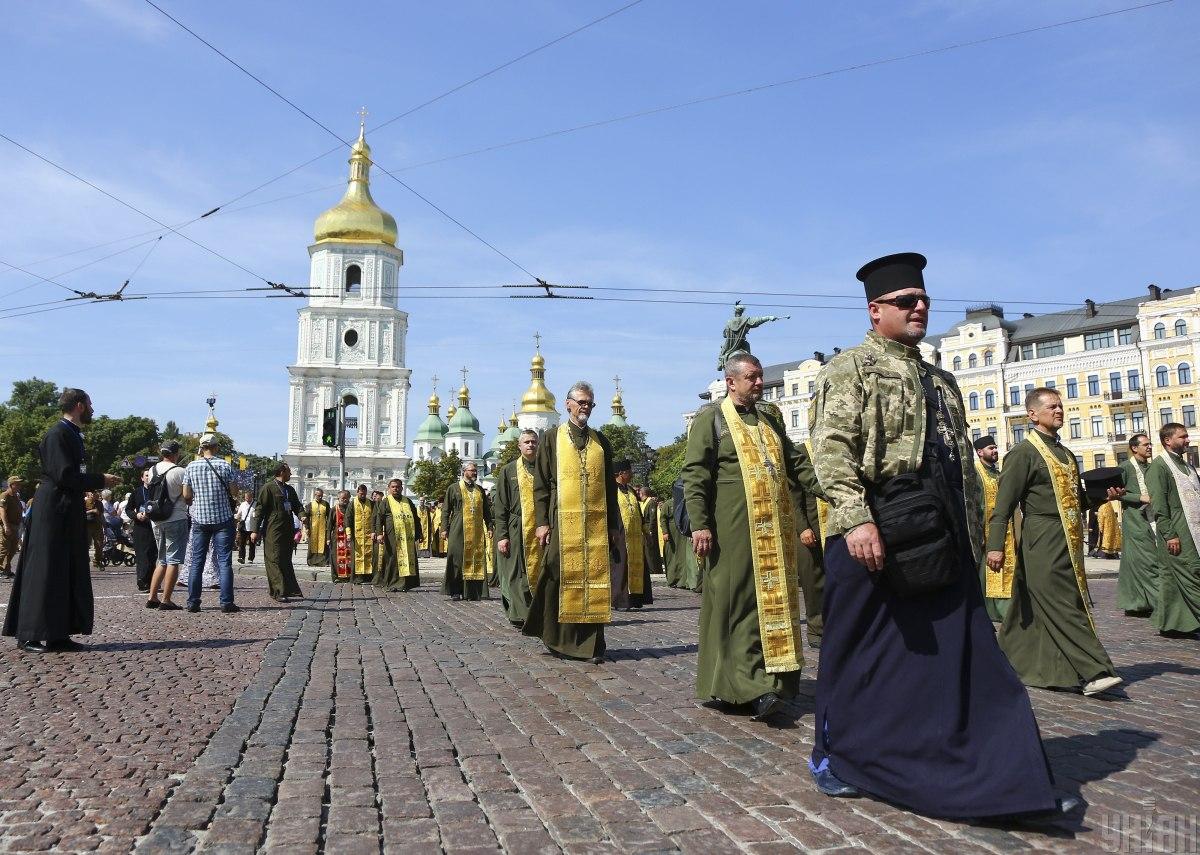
(857, 252), (927, 302)
(613, 459), (632, 474)
(973, 435), (998, 451)
(1081, 467), (1124, 502)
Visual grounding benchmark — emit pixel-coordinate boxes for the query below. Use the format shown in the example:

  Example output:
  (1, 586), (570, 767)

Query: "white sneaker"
(1082, 675), (1124, 696)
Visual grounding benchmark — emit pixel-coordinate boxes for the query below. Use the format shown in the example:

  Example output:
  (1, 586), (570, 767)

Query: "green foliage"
(408, 449), (463, 503)
(649, 437), (687, 501)
(599, 422), (649, 479)
(161, 420), (181, 440)
(9, 378), (59, 414)
(88, 415), (161, 495)
(494, 439), (520, 470)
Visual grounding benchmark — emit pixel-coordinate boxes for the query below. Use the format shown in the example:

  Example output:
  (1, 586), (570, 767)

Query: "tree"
(87, 415), (161, 495)
(599, 423), (649, 480)
(408, 449), (463, 503)
(649, 436), (688, 501)
(7, 378), (58, 415)
(493, 439), (520, 471)
(161, 420), (181, 440)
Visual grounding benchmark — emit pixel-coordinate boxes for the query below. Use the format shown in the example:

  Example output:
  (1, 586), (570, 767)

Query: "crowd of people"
(3, 250), (1199, 824)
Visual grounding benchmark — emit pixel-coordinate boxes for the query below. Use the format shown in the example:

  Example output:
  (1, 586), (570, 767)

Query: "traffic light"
(322, 407), (339, 448)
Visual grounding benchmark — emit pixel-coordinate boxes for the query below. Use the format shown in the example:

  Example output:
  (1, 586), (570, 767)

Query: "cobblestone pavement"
(2, 558), (1198, 854)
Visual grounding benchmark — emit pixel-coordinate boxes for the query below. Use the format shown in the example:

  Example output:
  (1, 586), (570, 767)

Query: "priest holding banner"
(441, 461), (493, 601)
(372, 479), (422, 593)
(523, 381), (620, 663)
(683, 352), (806, 720)
(329, 490), (353, 582)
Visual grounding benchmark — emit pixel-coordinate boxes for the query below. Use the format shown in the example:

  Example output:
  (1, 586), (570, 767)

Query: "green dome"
(448, 404), (480, 433)
(414, 412), (447, 444)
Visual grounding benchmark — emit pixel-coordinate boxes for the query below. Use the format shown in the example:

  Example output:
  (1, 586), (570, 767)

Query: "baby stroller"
(100, 524), (136, 568)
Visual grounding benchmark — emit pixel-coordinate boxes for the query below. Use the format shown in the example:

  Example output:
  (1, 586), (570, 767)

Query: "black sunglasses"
(874, 293), (932, 310)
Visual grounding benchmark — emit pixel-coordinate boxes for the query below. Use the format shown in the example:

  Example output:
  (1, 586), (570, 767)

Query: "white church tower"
(284, 119), (411, 498)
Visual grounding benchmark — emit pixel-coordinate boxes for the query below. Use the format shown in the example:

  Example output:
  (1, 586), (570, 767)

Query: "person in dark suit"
(3, 389), (118, 652)
(126, 467), (159, 592)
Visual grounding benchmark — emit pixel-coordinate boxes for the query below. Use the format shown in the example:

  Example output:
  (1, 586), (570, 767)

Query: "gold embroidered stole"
(1028, 433), (1095, 632)
(334, 505), (351, 579)
(387, 495), (416, 577)
(353, 498), (373, 575)
(975, 461), (1016, 598)
(517, 462), (543, 590)
(308, 502), (328, 553)
(803, 440), (830, 547)
(722, 396), (804, 674)
(458, 482), (487, 581)
(555, 423), (610, 623)
(618, 487), (645, 594)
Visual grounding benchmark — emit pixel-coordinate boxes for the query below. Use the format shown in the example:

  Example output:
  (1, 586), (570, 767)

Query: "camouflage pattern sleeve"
(809, 356), (874, 533)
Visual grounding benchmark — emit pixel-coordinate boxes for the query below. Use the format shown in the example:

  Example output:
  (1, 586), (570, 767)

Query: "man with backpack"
(182, 434), (238, 613)
(146, 441), (187, 610)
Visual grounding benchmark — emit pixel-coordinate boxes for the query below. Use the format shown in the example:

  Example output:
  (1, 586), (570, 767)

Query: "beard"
(80, 408), (94, 425)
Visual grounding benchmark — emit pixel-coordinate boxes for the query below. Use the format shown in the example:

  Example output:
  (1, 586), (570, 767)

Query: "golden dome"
(447, 403), (457, 421)
(313, 126), (398, 246)
(458, 385), (470, 406)
(520, 350), (557, 414)
(427, 391), (441, 414)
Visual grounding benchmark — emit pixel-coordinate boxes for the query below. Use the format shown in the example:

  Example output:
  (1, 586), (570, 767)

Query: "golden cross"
(357, 106), (368, 130)
(612, 374), (622, 393)
(431, 374), (438, 393)
(533, 331), (542, 351)
(460, 366), (469, 388)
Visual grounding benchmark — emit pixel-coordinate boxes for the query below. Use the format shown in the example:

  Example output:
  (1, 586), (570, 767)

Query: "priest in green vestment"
(1143, 423), (1200, 637)
(640, 489), (664, 574)
(441, 462), (493, 601)
(614, 461), (653, 608)
(1117, 433), (1161, 616)
(250, 462), (304, 602)
(372, 479), (422, 592)
(974, 435), (1015, 622)
(523, 381), (620, 663)
(494, 430), (540, 627)
(660, 496), (682, 588)
(987, 388), (1122, 695)
(683, 352), (809, 720)
(793, 442), (825, 650)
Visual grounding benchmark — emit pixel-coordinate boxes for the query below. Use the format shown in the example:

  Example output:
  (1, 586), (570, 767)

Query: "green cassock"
(521, 421), (619, 660)
(793, 443), (825, 646)
(642, 499), (663, 574)
(660, 497), (683, 588)
(371, 495), (422, 592)
(987, 430), (1117, 690)
(1116, 457), (1161, 614)
(254, 479), (304, 600)
(1144, 453), (1200, 634)
(493, 458), (535, 626)
(681, 402), (808, 705)
(441, 480), (493, 601)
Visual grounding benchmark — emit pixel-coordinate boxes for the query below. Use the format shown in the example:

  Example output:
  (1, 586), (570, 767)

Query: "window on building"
(1069, 419), (1082, 439)
(1010, 386), (1021, 406)
(1025, 383), (1035, 397)
(1094, 453), (1106, 468)
(1091, 416), (1104, 437)
(1116, 452), (1129, 465)
(807, 381), (816, 395)
(1128, 369), (1141, 391)
(1013, 425), (1026, 443)
(1113, 413), (1127, 435)
(1185, 406), (1197, 428)
(1109, 372), (1122, 395)
(345, 263), (362, 293)
(953, 357), (962, 371)
(1074, 454), (1085, 470)
(1179, 362), (1192, 384)
(1087, 375), (1100, 396)
(1132, 411), (1146, 432)
(791, 383), (799, 397)
(1037, 339), (1065, 358)
(968, 353), (978, 368)
(763, 387), (773, 400)
(1154, 322), (1166, 340)
(971, 428), (981, 440)
(1020, 344), (1034, 361)
(305, 417), (317, 440)
(1084, 331), (1114, 350)
(969, 392), (978, 411)
(1160, 407), (1173, 427)
(984, 351), (994, 366)
(1176, 319), (1188, 337)
(1118, 327), (1133, 345)
(985, 390), (995, 408)
(1066, 378), (1078, 399)
(791, 410), (799, 429)
(1156, 365), (1170, 387)
(464, 442), (471, 457)
(379, 420), (391, 446)
(1045, 379), (1056, 389)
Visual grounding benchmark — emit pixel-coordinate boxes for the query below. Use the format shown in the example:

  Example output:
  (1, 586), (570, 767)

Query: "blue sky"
(1, 0), (1196, 452)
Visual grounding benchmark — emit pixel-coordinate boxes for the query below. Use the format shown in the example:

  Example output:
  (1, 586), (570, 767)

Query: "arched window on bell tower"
(345, 264), (362, 295)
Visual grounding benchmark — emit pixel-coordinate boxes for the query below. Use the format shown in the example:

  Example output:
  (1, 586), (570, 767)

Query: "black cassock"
(4, 419), (106, 643)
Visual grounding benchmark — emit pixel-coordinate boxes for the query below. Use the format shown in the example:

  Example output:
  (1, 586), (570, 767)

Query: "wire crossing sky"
(0, 1), (1194, 451)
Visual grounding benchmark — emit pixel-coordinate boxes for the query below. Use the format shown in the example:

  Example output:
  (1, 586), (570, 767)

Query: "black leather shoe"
(19, 640), (48, 654)
(750, 692), (782, 721)
(186, 603), (201, 613)
(811, 765), (862, 797)
(221, 603), (240, 613)
(47, 639), (86, 652)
